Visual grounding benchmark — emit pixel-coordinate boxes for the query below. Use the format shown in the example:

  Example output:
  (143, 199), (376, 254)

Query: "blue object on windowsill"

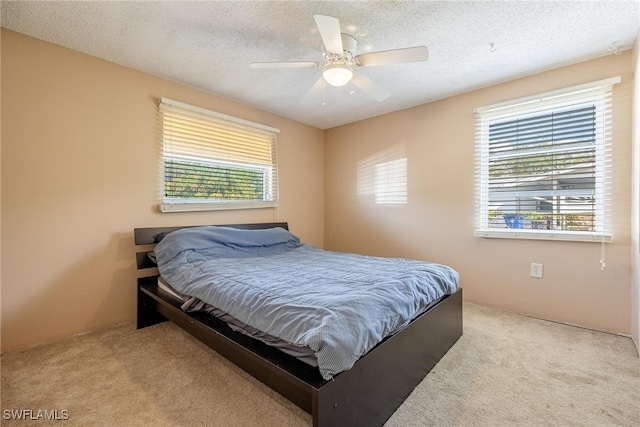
(503, 214), (525, 229)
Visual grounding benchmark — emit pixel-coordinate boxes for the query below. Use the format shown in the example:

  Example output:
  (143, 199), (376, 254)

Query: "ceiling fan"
(250, 15), (429, 103)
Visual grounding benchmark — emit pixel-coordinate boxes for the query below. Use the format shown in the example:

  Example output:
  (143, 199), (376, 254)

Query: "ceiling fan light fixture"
(323, 64), (353, 87)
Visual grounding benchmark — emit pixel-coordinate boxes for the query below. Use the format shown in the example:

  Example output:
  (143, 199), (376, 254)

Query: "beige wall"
(325, 52), (634, 335)
(1, 30), (325, 350)
(0, 28), (3, 349)
(632, 30), (640, 354)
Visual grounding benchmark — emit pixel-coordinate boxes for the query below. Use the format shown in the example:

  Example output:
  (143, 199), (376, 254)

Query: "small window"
(474, 77), (619, 242)
(159, 98), (279, 212)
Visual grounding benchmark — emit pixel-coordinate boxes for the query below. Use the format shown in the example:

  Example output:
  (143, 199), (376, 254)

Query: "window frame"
(158, 98), (279, 213)
(474, 77), (619, 242)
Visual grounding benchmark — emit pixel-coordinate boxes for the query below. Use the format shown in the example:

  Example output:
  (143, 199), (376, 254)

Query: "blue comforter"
(155, 226), (459, 380)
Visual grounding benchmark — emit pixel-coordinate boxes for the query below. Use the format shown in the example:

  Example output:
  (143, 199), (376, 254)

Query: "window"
(474, 77), (619, 242)
(159, 98), (279, 212)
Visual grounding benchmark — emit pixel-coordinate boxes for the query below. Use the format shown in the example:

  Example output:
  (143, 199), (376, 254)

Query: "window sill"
(474, 228), (612, 243)
(160, 201), (277, 213)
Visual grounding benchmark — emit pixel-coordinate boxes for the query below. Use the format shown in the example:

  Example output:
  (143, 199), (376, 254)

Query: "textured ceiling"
(2, 1), (638, 129)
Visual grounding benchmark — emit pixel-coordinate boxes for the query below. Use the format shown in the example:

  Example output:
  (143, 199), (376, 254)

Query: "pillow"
(153, 231), (171, 243)
(154, 226), (301, 267)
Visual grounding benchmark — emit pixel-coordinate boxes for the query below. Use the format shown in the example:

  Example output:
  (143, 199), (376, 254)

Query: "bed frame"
(134, 222), (462, 427)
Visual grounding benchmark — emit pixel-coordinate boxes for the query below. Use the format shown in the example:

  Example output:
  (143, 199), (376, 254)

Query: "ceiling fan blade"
(251, 61), (319, 69)
(300, 77), (326, 105)
(351, 72), (390, 102)
(355, 46), (429, 67)
(314, 15), (343, 55)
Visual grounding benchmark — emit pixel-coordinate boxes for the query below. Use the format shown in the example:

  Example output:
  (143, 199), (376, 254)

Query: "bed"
(135, 222), (462, 427)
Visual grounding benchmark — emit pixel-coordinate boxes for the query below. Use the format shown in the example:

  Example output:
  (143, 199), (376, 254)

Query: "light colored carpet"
(1, 303), (638, 426)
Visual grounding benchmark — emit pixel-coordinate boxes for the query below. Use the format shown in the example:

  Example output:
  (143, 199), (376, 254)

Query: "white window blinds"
(474, 77), (619, 242)
(159, 98), (279, 212)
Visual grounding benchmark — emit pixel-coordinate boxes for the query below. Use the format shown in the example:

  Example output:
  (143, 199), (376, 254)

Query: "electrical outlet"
(531, 263), (544, 279)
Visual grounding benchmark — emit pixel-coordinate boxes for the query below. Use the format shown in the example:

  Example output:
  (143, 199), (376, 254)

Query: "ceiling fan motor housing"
(324, 33), (357, 64)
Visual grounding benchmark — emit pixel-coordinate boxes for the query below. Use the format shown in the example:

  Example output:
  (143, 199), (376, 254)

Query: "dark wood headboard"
(134, 222), (289, 273)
